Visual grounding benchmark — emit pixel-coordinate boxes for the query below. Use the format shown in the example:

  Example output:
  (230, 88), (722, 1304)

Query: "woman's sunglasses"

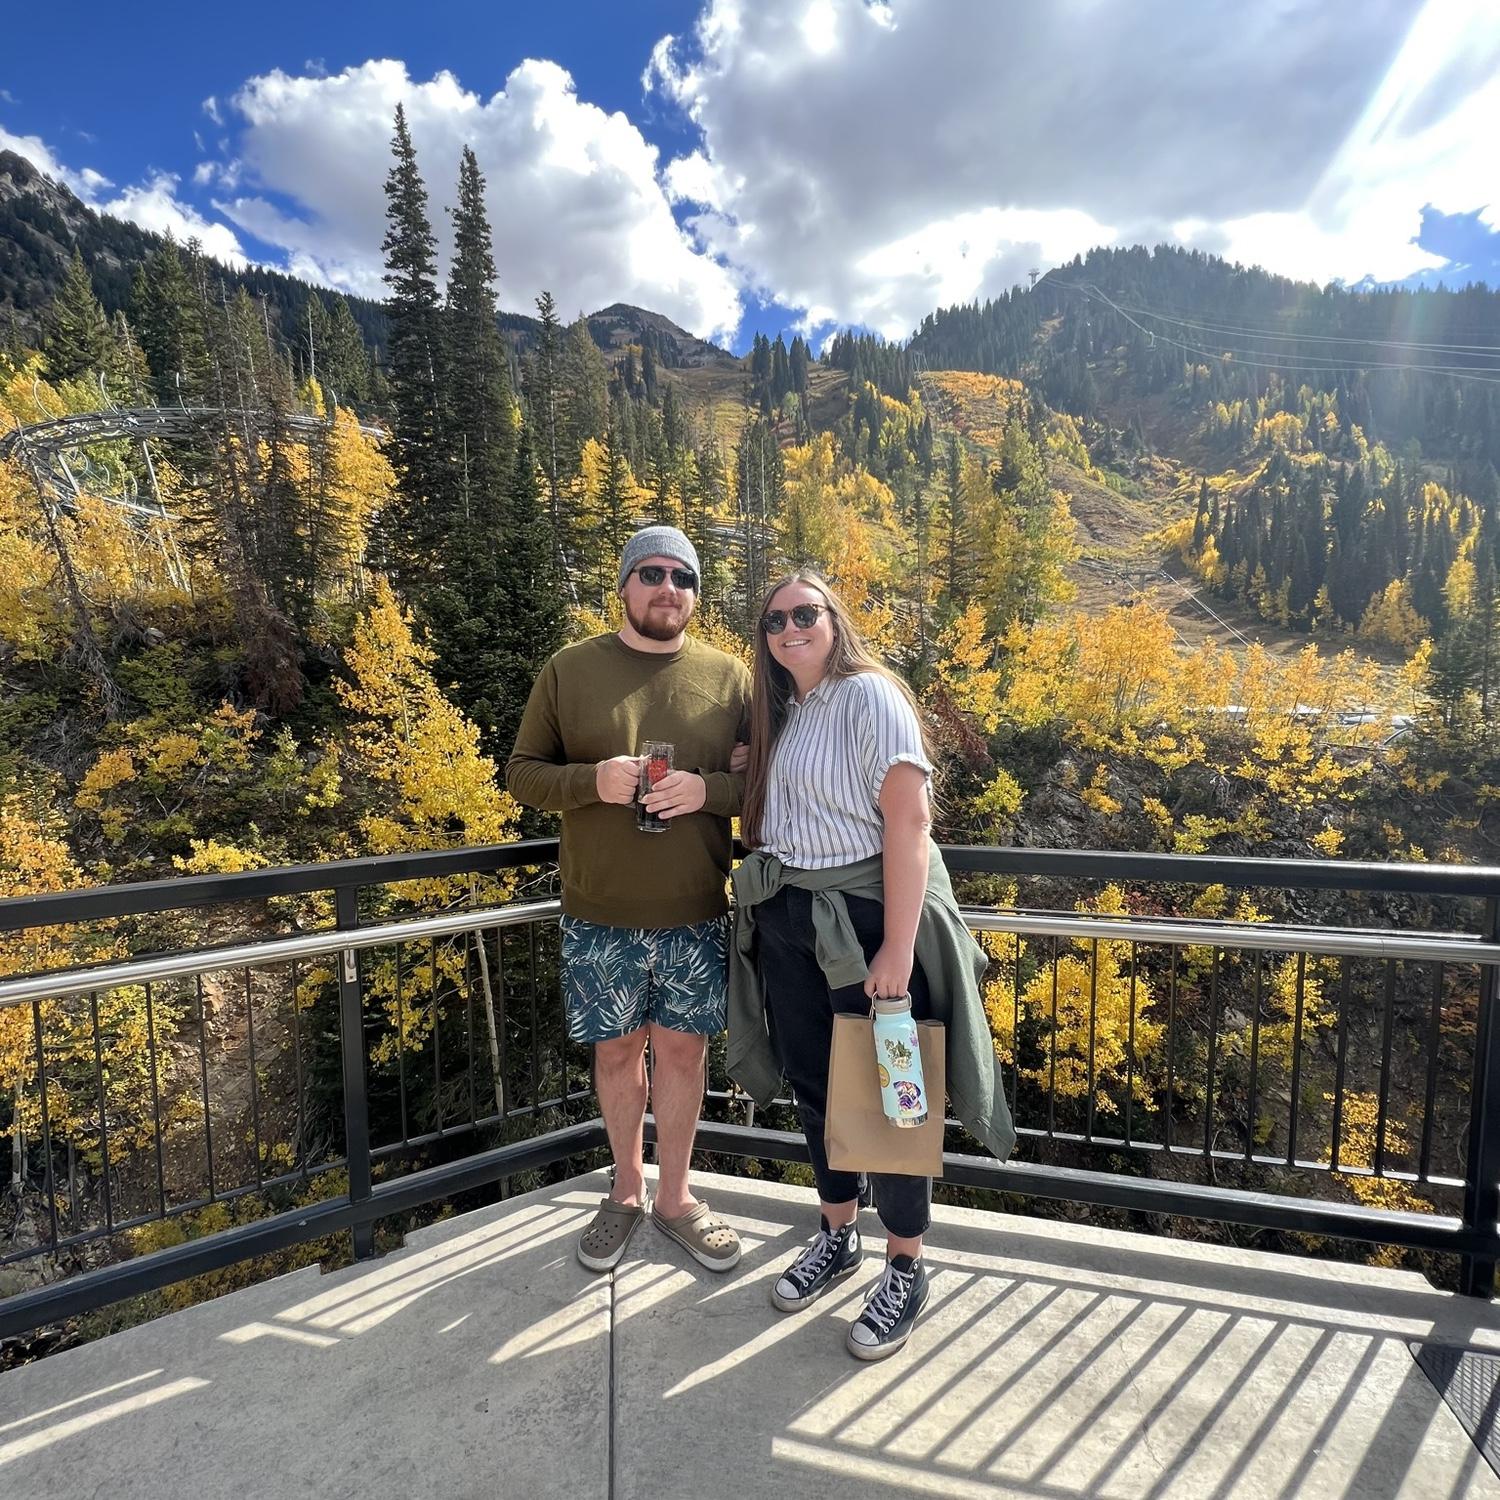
(760, 603), (830, 634)
(630, 564), (698, 590)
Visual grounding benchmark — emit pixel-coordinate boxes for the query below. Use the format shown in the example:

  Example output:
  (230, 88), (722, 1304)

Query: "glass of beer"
(636, 741), (674, 833)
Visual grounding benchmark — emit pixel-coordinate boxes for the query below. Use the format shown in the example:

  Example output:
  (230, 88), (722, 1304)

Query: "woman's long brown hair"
(740, 571), (932, 848)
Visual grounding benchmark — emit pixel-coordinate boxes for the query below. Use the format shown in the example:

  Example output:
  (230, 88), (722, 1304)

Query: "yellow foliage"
(1310, 826), (1344, 856)
(0, 792), (184, 1155)
(172, 839), (270, 875)
(1002, 606), (1180, 729)
(1141, 797), (1174, 842)
(779, 436), (901, 652)
(1358, 580), (1427, 648)
(1321, 1091), (1433, 1258)
(987, 883), (1163, 1114)
(688, 602), (753, 669)
(337, 578), (519, 858)
(933, 604), (1002, 731)
(334, 579), (521, 1057)
(920, 371), (1027, 453)
(972, 769), (1025, 832)
(75, 705), (263, 846)
(0, 455), (66, 654)
(1253, 410), (1308, 452)
(1079, 765), (1122, 815)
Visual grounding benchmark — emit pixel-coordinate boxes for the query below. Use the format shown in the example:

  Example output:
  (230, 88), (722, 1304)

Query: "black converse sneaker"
(771, 1216), (862, 1312)
(846, 1254), (929, 1360)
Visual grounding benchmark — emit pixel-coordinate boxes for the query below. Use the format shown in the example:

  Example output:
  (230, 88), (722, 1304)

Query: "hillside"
(9, 141), (1495, 699)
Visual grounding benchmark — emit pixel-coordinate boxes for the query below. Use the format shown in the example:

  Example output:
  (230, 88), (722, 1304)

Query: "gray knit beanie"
(617, 525), (701, 590)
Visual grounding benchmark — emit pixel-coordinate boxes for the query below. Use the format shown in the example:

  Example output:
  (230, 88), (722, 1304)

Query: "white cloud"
(647, 0), (1499, 336)
(208, 57), (742, 339)
(202, 96), (222, 126)
(101, 172), (248, 268)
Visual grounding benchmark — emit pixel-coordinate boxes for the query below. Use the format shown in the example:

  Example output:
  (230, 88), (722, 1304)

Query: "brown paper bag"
(825, 1014), (945, 1177)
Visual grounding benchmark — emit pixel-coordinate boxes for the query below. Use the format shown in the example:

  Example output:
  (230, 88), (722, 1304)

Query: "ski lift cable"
(1044, 276), (1500, 355)
(1053, 280), (1500, 375)
(1053, 282), (1500, 386)
(1112, 301), (1500, 357)
(1065, 280), (1500, 381)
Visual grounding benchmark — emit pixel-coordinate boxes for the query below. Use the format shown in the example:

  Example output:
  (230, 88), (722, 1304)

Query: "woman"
(726, 572), (1015, 1361)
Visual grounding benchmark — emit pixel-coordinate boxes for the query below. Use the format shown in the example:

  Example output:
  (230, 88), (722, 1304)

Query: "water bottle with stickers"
(872, 995), (928, 1128)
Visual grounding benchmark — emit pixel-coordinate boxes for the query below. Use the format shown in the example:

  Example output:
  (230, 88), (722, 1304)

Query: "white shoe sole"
(846, 1284), (929, 1359)
(770, 1257), (861, 1313)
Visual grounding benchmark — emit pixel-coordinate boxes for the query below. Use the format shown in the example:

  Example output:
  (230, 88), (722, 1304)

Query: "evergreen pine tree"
(526, 290), (566, 544)
(561, 316), (609, 469)
(437, 430), (564, 757)
(106, 310), (152, 404)
(42, 249), (113, 383)
(130, 239), (210, 404)
(1192, 477), (1210, 551)
(376, 105), (450, 594)
(445, 145), (516, 542)
(326, 295), (373, 406)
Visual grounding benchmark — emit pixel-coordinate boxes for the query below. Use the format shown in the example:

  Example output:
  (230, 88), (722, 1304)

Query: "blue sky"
(3, 1), (1498, 354)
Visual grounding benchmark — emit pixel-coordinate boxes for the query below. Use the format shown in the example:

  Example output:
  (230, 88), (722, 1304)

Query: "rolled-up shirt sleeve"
(854, 672), (932, 802)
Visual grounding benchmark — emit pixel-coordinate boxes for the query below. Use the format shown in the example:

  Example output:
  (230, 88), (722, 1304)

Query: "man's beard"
(624, 595), (692, 642)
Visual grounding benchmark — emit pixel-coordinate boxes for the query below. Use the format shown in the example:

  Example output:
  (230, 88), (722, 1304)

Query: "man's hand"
(596, 754), (643, 805)
(729, 741), (750, 774)
(643, 770), (708, 819)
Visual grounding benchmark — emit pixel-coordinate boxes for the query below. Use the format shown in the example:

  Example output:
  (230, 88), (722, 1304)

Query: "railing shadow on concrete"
(5, 1167), (1497, 1497)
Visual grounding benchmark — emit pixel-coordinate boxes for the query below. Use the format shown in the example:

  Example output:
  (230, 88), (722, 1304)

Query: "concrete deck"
(2, 1169), (1498, 1499)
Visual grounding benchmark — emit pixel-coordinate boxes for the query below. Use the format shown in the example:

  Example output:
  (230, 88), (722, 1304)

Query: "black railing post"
(336, 884), (376, 1261)
(1461, 897), (1500, 1297)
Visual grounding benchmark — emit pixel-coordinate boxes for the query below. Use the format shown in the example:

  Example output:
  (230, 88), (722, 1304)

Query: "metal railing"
(2, 839), (1499, 1342)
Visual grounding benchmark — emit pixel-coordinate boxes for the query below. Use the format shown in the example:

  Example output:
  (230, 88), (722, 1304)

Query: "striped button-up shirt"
(759, 669), (932, 870)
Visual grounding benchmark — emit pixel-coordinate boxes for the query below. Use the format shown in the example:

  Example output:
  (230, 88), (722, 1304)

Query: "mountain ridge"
(0, 148), (736, 376)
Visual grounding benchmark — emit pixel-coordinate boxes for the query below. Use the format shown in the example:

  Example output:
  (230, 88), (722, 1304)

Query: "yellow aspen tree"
(0, 791), (183, 1174)
(987, 884), (1163, 1114)
(933, 603), (1003, 732)
(332, 580), (521, 1061)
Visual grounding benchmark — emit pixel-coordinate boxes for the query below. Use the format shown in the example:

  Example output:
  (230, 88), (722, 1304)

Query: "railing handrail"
(0, 900), (563, 1008)
(966, 910), (1500, 964)
(7, 839), (1500, 932)
(944, 844), (1500, 897)
(0, 838), (565, 930)
(6, 900), (1500, 1010)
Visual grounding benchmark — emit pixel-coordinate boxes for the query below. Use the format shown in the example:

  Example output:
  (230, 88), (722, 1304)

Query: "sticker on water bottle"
(882, 1036), (915, 1070)
(894, 1079), (924, 1112)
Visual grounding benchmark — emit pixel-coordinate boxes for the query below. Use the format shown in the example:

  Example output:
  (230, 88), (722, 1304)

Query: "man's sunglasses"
(760, 603), (830, 634)
(630, 565), (698, 590)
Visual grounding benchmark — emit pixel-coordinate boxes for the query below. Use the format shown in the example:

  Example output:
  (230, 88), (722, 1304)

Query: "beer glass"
(636, 741), (674, 833)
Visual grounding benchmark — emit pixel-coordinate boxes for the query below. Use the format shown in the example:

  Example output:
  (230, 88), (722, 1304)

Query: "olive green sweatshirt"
(505, 633), (751, 928)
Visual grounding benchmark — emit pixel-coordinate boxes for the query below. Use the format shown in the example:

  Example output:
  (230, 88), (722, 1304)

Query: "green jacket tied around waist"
(727, 844), (1016, 1163)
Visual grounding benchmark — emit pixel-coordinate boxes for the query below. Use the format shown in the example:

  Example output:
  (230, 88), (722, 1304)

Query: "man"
(506, 526), (750, 1274)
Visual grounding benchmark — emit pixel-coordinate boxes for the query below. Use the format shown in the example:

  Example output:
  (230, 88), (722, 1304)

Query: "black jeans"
(754, 885), (933, 1239)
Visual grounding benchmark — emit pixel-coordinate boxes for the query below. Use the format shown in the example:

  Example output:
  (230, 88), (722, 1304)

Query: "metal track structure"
(0, 395), (385, 592)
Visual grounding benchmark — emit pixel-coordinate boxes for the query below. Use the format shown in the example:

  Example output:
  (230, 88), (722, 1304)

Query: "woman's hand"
(643, 770), (708, 819)
(729, 741), (750, 774)
(863, 942), (915, 1001)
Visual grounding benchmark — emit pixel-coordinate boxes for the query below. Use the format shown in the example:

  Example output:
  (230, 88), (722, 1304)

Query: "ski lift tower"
(1027, 268), (1041, 291)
